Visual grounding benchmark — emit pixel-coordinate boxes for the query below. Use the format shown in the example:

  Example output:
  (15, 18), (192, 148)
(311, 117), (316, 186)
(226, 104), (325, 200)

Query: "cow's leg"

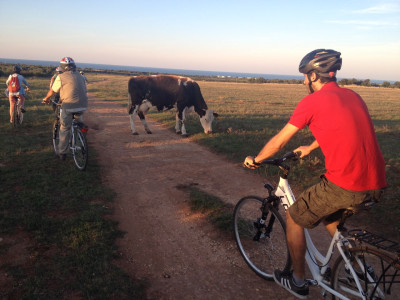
(138, 100), (152, 134)
(129, 106), (139, 135)
(175, 112), (182, 134)
(180, 107), (189, 136)
(138, 111), (152, 134)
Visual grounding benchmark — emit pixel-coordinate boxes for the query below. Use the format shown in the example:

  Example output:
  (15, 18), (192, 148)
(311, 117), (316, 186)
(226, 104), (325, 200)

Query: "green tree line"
(1, 63), (399, 88)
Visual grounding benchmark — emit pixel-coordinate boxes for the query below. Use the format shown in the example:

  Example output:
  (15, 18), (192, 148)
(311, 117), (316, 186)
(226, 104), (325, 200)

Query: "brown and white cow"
(128, 75), (217, 136)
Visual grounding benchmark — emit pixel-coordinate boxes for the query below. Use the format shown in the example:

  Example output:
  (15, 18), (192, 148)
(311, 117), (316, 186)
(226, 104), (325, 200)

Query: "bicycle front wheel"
(233, 196), (290, 280)
(72, 129), (88, 171)
(332, 246), (400, 299)
(52, 120), (60, 154)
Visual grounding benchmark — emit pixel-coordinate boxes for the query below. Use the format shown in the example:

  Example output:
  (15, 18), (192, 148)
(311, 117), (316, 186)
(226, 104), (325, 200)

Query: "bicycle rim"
(332, 246), (400, 299)
(17, 105), (23, 124)
(12, 103), (17, 127)
(72, 130), (88, 171)
(233, 196), (290, 280)
(52, 121), (60, 154)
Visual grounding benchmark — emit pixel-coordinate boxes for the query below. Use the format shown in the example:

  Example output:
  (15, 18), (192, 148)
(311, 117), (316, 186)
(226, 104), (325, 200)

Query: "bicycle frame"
(274, 175), (377, 300)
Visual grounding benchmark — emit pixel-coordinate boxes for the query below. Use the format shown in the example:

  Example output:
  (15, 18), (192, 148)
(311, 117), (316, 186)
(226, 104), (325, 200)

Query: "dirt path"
(84, 94), (326, 300)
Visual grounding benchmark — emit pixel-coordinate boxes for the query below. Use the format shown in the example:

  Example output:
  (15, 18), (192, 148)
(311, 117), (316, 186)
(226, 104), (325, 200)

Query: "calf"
(128, 75), (217, 136)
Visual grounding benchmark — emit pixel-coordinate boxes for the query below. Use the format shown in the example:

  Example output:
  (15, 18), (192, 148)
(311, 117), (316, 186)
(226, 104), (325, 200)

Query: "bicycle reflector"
(80, 127), (89, 133)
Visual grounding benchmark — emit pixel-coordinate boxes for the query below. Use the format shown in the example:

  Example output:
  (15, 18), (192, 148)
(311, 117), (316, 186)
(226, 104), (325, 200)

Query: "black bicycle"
(51, 101), (89, 170)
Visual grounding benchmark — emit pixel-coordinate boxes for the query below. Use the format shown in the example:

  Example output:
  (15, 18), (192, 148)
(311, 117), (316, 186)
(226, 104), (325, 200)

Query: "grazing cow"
(128, 75), (217, 136)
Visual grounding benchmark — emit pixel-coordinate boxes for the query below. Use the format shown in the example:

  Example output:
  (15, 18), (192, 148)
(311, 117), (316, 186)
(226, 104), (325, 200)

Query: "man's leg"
(58, 109), (72, 156)
(18, 95), (26, 111)
(9, 95), (16, 122)
(323, 220), (340, 237)
(286, 209), (306, 279)
(273, 209), (309, 299)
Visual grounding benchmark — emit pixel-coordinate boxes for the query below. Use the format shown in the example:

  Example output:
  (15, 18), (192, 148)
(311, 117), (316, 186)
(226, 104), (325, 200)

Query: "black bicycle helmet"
(299, 49), (342, 78)
(13, 65), (22, 74)
(59, 57), (76, 72)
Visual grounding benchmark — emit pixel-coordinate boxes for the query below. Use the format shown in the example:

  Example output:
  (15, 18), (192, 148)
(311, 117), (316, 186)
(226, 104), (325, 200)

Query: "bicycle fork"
(253, 198), (280, 241)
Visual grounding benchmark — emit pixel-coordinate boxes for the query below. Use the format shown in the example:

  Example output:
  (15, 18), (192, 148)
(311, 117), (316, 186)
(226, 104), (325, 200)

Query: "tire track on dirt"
(84, 94), (324, 300)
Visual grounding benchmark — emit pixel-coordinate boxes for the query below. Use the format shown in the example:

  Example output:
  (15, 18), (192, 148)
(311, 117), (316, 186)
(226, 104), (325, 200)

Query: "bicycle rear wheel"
(16, 104), (23, 125)
(52, 120), (60, 154)
(12, 102), (17, 127)
(233, 196), (290, 280)
(72, 129), (88, 171)
(332, 246), (400, 299)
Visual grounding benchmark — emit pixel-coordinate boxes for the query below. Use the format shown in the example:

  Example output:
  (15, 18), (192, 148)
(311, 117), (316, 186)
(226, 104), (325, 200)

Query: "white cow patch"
(199, 109), (215, 134)
(139, 99), (153, 112)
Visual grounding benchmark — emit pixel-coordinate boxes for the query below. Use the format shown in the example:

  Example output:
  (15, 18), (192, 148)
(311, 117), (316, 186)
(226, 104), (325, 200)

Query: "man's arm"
(43, 88), (55, 103)
(294, 140), (319, 158)
(43, 76), (61, 103)
(244, 123), (300, 168)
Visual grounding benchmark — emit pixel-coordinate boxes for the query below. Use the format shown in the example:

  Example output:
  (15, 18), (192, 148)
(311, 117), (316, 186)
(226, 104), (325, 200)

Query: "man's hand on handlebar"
(293, 146), (312, 158)
(244, 156), (261, 169)
(293, 140), (319, 158)
(42, 98), (50, 104)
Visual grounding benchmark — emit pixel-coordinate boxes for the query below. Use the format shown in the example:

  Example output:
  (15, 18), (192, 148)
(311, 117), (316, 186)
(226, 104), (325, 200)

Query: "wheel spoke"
(332, 247), (400, 299)
(233, 196), (290, 280)
(72, 129), (88, 170)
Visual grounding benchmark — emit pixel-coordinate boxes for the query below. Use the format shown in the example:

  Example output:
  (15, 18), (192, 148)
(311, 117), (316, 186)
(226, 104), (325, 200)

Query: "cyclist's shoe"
(345, 263), (377, 283)
(21, 107), (26, 113)
(273, 270), (309, 299)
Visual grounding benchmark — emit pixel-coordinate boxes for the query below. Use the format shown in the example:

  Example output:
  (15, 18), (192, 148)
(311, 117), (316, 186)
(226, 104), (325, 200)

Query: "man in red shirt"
(244, 49), (386, 299)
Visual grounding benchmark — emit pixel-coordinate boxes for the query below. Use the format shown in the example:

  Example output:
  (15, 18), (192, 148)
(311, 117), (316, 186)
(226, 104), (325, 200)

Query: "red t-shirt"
(289, 82), (386, 191)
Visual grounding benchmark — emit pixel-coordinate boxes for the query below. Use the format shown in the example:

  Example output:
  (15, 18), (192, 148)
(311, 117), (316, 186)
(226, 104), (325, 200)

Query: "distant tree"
(382, 81), (391, 88)
(350, 78), (362, 85)
(393, 81), (400, 89)
(361, 79), (371, 87)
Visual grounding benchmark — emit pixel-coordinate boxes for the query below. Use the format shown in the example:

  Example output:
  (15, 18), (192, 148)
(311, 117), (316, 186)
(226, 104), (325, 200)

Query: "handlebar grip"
(294, 151), (302, 157)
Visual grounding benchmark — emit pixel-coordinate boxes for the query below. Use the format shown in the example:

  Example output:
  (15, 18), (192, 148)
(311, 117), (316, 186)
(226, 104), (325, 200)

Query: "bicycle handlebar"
(262, 151), (301, 167)
(42, 99), (61, 106)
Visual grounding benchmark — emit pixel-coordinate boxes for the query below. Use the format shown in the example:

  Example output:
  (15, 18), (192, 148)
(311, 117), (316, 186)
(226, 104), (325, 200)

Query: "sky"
(0, 0), (399, 81)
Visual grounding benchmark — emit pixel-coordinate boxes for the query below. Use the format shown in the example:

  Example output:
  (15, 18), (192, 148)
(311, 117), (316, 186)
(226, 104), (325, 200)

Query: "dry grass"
(87, 74), (400, 238)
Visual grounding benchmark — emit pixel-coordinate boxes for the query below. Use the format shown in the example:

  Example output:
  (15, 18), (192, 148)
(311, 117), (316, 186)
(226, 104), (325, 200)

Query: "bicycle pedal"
(306, 279), (318, 286)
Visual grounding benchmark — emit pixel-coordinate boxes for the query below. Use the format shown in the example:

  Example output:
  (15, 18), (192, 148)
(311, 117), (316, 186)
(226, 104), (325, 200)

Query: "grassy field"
(87, 73), (400, 236)
(0, 76), (146, 299)
(1, 73), (399, 298)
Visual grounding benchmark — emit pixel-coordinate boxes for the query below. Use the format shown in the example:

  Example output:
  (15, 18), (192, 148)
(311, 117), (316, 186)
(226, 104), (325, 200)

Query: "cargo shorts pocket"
(289, 198), (321, 229)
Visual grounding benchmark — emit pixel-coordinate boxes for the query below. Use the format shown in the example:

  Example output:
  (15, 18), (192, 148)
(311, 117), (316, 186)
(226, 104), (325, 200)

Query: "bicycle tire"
(331, 246), (400, 299)
(52, 120), (60, 154)
(72, 129), (88, 171)
(17, 103), (23, 125)
(233, 196), (291, 280)
(12, 102), (17, 127)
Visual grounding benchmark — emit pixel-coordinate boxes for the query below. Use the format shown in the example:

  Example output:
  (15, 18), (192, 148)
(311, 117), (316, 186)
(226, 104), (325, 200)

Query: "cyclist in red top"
(244, 49), (386, 299)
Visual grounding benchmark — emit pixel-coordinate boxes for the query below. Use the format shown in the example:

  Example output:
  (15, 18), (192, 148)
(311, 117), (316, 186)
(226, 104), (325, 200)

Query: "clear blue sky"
(1, 0), (399, 81)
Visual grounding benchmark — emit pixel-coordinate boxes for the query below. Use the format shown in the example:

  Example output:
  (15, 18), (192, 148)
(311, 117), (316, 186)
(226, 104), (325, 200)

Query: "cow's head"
(199, 109), (218, 134)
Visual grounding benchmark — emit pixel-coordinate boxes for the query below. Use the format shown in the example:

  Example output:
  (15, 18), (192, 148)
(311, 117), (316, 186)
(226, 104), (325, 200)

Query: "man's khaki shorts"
(289, 175), (385, 229)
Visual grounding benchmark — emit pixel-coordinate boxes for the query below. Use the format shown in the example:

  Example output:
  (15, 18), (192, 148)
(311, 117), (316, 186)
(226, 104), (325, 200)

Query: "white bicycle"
(233, 152), (400, 299)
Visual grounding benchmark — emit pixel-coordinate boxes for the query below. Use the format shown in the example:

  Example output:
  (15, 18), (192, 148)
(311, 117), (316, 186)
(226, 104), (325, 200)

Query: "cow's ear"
(213, 112), (219, 118)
